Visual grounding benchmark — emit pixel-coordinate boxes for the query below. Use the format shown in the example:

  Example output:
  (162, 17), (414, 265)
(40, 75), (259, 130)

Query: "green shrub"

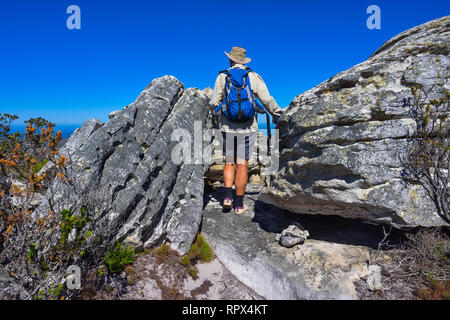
(33, 159), (48, 174)
(53, 284), (63, 297)
(197, 234), (213, 262)
(188, 243), (201, 259)
(188, 267), (197, 279)
(104, 242), (135, 274)
(156, 243), (170, 263)
(59, 206), (91, 246)
(40, 261), (49, 272)
(179, 255), (190, 267)
(27, 243), (36, 264)
(186, 234), (213, 263)
(178, 233), (213, 281)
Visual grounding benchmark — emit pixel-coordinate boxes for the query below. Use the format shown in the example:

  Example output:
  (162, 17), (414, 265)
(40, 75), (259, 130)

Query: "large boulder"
(260, 16), (450, 228)
(35, 75), (212, 255)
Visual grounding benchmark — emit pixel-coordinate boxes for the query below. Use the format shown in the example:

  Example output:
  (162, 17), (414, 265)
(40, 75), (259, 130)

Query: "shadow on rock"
(251, 198), (405, 250)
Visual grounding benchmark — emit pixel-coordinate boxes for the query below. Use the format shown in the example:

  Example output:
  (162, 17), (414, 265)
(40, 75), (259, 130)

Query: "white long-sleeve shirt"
(211, 64), (282, 133)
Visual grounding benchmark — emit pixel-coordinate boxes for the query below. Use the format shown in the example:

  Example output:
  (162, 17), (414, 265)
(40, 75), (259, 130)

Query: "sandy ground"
(87, 249), (264, 300)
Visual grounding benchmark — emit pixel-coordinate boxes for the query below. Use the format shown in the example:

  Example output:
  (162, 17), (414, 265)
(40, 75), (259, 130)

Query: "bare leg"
(223, 163), (235, 188)
(234, 160), (248, 196)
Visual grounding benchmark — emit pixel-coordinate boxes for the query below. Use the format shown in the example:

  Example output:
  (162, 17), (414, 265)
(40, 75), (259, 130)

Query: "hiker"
(211, 46), (283, 215)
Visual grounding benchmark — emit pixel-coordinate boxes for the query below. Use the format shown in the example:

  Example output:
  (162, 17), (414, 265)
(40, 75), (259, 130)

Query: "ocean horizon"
(11, 124), (81, 139)
(11, 122), (275, 139)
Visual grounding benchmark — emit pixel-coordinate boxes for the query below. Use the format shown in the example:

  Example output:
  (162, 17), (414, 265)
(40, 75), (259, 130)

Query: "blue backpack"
(214, 67), (266, 122)
(213, 67), (273, 157)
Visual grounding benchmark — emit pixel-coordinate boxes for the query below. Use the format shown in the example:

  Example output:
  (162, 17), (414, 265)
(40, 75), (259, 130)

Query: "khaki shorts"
(221, 131), (257, 164)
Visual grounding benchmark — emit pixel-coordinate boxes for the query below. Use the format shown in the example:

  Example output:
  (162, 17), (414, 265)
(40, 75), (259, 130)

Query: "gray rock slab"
(202, 184), (384, 300)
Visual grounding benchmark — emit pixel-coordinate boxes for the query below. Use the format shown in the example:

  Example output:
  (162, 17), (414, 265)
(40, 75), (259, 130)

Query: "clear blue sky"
(0, 0), (449, 125)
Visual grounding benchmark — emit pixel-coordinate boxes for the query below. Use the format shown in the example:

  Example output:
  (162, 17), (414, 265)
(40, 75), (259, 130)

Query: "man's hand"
(272, 108), (286, 127)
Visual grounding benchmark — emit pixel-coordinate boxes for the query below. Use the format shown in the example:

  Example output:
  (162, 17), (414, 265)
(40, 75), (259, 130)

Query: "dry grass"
(395, 228), (449, 285)
(190, 280), (212, 299)
(358, 227), (450, 300)
(416, 280), (450, 300)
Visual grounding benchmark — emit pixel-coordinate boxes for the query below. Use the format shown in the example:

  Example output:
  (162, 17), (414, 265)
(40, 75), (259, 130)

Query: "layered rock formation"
(36, 76), (212, 255)
(260, 16), (450, 227)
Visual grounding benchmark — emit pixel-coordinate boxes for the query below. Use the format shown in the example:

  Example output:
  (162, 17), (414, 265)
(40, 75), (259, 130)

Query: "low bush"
(104, 242), (136, 274)
(185, 233), (213, 263)
(377, 228), (450, 299)
(156, 243), (170, 263)
(188, 267), (197, 280)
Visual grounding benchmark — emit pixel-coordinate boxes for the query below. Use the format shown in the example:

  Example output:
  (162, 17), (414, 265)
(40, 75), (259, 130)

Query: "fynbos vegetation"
(403, 85), (449, 222)
(104, 242), (135, 274)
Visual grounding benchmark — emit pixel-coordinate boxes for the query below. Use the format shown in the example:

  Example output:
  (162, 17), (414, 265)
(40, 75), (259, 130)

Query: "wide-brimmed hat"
(224, 47), (252, 64)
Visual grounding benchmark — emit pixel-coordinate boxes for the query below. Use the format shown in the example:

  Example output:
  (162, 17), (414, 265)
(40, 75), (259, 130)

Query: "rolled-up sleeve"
(211, 73), (226, 108)
(249, 72), (282, 117)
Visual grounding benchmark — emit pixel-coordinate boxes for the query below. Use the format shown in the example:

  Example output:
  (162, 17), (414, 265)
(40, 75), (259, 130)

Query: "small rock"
(366, 264), (382, 291)
(276, 222), (309, 248)
(248, 174), (262, 183)
(67, 228), (77, 243)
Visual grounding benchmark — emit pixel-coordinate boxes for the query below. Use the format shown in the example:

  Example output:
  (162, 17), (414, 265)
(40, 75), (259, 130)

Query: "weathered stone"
(260, 16), (450, 228)
(366, 264), (383, 291)
(108, 110), (121, 119)
(37, 118), (104, 184)
(35, 76), (212, 256)
(276, 223), (309, 247)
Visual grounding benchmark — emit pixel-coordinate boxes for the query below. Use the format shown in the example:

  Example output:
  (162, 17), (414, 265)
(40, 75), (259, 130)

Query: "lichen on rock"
(260, 15), (450, 228)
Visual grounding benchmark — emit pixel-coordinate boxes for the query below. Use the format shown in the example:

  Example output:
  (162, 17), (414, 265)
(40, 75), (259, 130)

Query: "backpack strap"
(223, 72), (232, 118)
(213, 70), (230, 116)
(244, 69), (272, 159)
(266, 112), (271, 157)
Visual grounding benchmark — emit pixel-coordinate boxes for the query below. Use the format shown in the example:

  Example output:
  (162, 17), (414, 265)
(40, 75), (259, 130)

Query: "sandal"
(223, 197), (233, 210)
(234, 205), (248, 215)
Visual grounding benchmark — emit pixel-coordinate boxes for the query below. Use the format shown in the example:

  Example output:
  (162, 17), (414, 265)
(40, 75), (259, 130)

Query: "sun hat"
(224, 47), (252, 64)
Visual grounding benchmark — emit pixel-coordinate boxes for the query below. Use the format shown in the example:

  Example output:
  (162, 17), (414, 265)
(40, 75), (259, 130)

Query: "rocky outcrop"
(1, 76), (217, 299)
(35, 76), (212, 255)
(202, 183), (391, 300)
(260, 16), (450, 227)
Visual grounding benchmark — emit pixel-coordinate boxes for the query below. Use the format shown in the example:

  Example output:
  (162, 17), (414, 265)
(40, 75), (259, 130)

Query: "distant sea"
(10, 124), (81, 139)
(257, 123), (277, 136)
(10, 123), (276, 139)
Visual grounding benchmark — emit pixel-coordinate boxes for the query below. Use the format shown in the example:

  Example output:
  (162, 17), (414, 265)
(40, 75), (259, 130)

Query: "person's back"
(211, 46), (283, 215)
